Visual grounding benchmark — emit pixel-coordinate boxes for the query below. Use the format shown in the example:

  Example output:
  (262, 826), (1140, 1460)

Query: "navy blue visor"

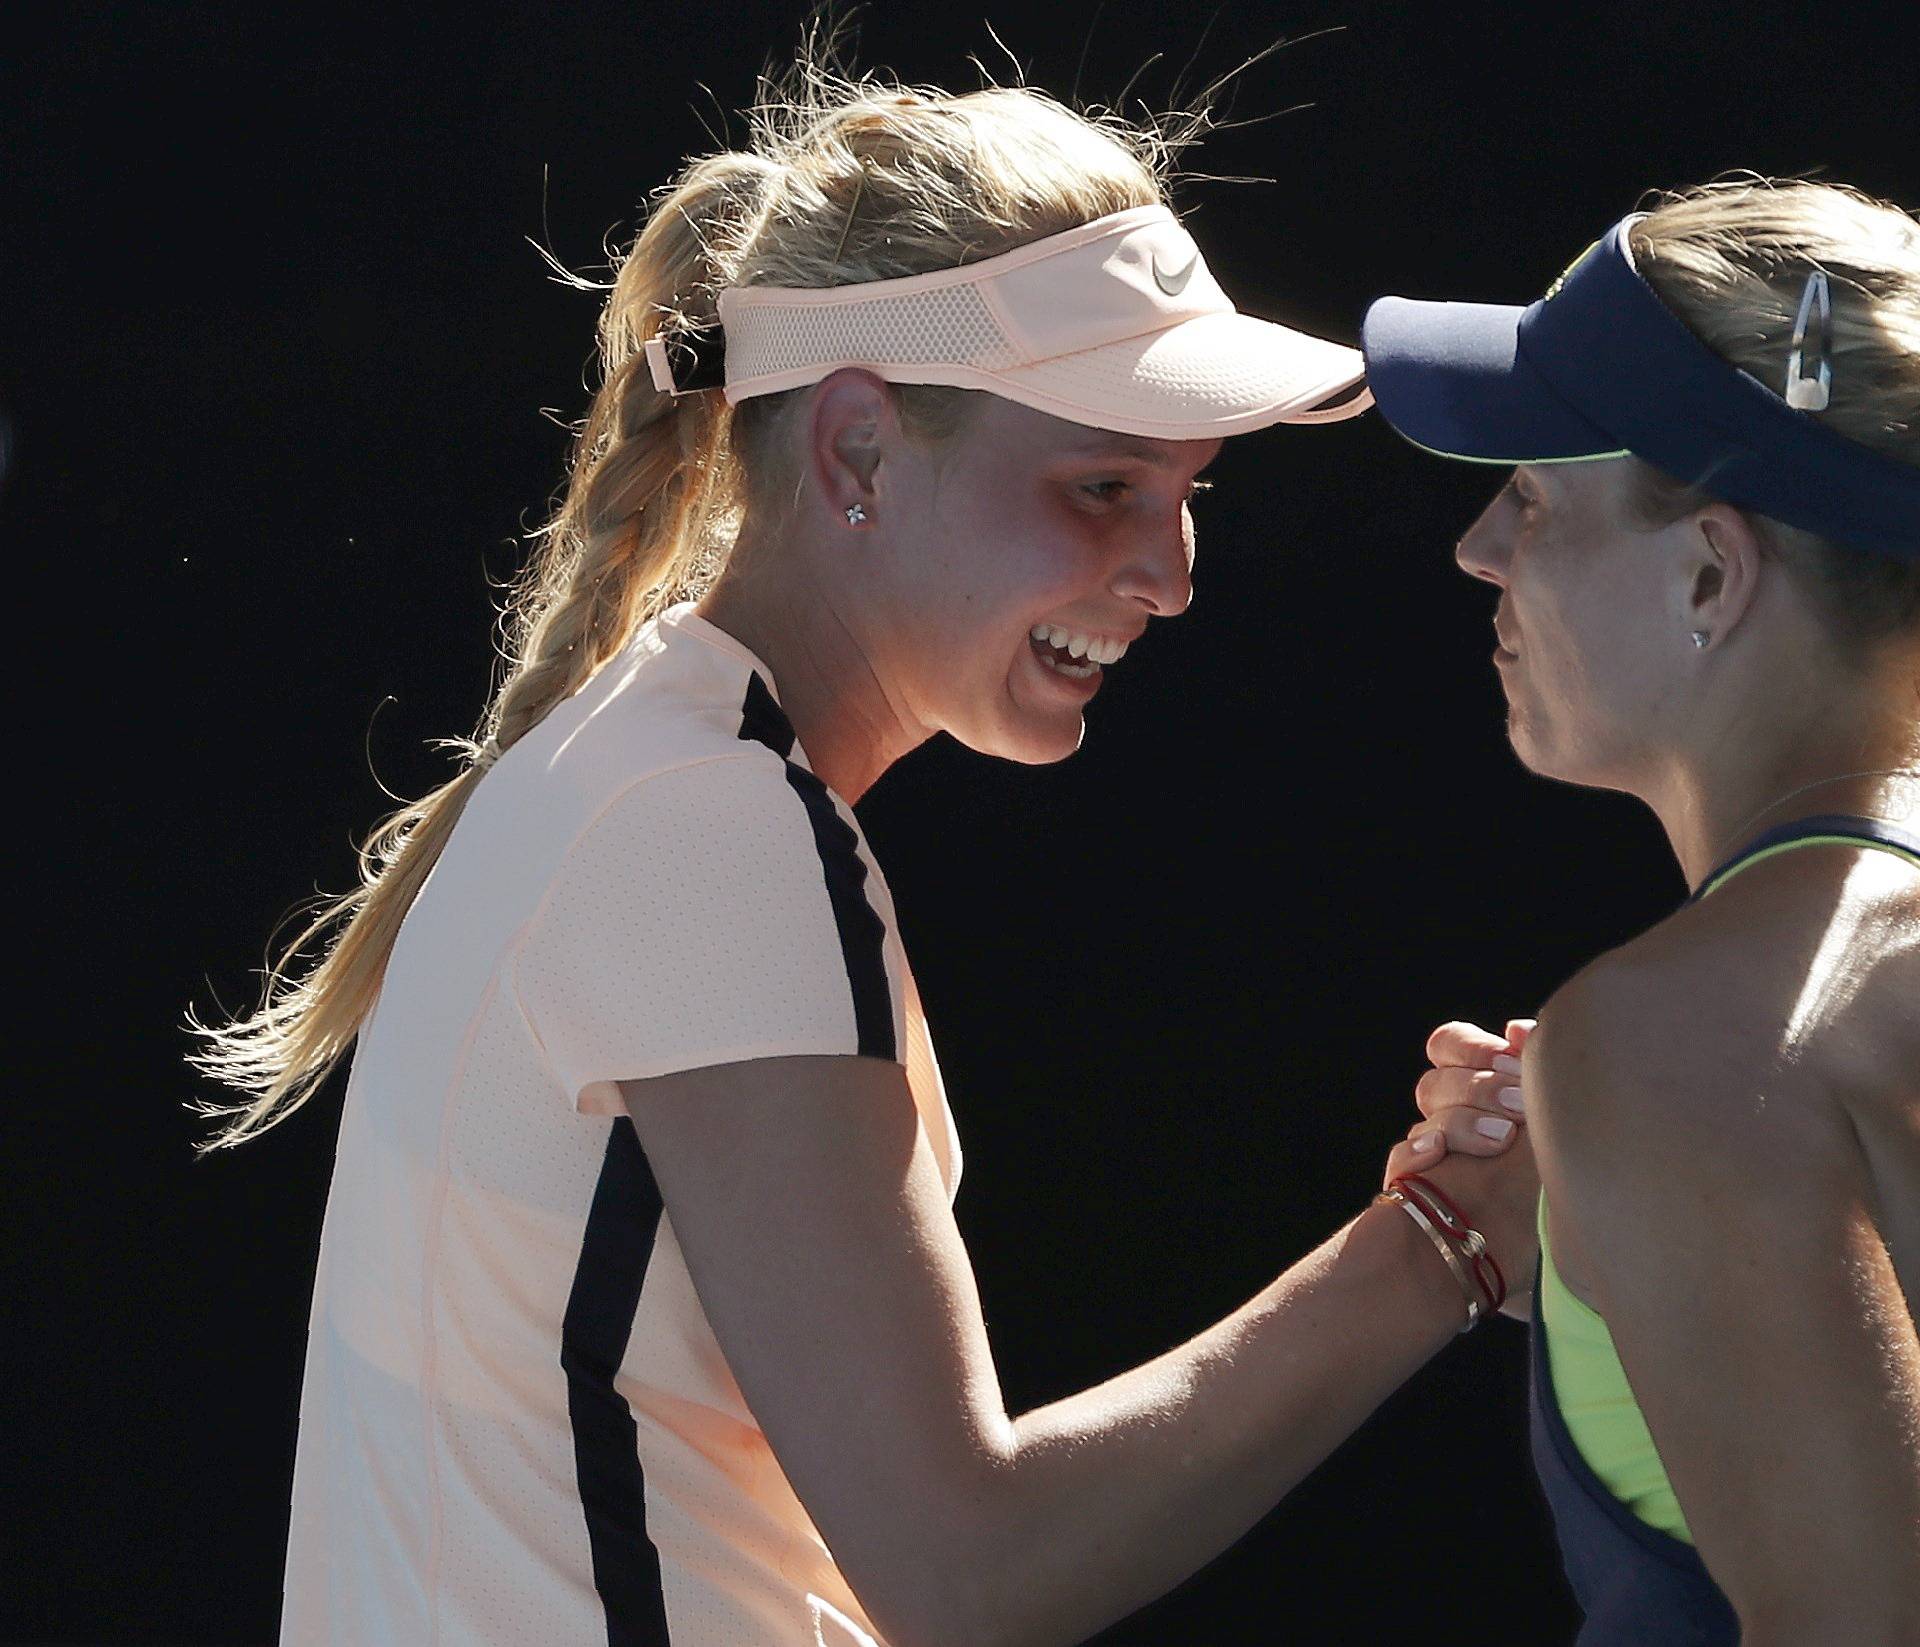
(1361, 217), (1920, 562)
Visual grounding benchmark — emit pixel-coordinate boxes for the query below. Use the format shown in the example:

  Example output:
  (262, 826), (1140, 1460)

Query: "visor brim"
(1000, 311), (1369, 439)
(903, 311), (1369, 441)
(1360, 296), (1625, 464)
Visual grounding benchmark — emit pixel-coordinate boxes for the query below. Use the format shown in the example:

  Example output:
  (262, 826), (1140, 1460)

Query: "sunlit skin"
(701, 369), (1217, 801)
(1447, 453), (1920, 1641)
(1453, 456), (1919, 885)
(622, 385), (1554, 1647)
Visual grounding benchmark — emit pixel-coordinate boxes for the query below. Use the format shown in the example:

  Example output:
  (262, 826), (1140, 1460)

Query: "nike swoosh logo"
(1152, 247), (1199, 296)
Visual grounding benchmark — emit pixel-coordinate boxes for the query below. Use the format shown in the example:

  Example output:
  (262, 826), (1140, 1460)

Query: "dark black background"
(6, 2), (1907, 1642)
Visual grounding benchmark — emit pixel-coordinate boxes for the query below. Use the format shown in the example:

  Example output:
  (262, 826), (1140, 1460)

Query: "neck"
(695, 554), (923, 804)
(1642, 688), (1919, 888)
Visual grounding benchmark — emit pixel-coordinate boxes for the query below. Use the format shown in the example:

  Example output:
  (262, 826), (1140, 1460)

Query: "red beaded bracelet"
(1389, 1173), (1508, 1316)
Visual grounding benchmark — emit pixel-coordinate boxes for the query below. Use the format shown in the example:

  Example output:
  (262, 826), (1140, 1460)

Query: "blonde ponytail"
(191, 51), (1188, 1148)
(187, 155), (770, 1149)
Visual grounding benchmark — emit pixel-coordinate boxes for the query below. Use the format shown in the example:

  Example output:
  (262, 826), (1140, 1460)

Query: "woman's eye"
(1077, 477), (1211, 505)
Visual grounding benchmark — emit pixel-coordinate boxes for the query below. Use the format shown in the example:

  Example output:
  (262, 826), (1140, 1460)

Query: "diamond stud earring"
(845, 503), (869, 526)
(1690, 630), (1710, 650)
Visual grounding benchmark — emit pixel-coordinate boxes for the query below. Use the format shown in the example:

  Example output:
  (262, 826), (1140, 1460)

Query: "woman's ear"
(807, 368), (891, 523)
(1686, 503), (1765, 646)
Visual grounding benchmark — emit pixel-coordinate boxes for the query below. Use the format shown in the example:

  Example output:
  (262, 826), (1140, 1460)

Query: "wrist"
(1355, 1197), (1477, 1348)
(1393, 1173), (1508, 1319)
(1371, 1176), (1507, 1332)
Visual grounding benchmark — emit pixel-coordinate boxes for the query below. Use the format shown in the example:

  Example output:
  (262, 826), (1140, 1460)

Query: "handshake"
(1379, 1018), (1541, 1324)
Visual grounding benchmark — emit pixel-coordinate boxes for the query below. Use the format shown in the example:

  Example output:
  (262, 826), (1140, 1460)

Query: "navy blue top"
(1527, 812), (1919, 1644)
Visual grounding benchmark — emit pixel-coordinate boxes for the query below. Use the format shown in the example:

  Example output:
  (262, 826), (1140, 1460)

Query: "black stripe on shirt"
(737, 673), (897, 1061)
(561, 1117), (671, 1646)
(737, 669), (796, 758)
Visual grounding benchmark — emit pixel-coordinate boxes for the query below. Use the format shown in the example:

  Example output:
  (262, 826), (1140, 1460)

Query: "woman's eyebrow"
(1061, 434), (1181, 468)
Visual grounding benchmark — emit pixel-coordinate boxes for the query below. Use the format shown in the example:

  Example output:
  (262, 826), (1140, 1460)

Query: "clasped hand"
(1380, 1018), (1542, 1320)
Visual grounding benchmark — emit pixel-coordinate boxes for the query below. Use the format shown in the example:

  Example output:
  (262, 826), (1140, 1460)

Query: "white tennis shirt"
(281, 605), (962, 1646)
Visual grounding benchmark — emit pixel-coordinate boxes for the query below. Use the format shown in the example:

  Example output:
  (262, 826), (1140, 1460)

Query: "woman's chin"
(1507, 718), (1620, 791)
(998, 658), (1099, 760)
(962, 710), (1087, 766)
(1506, 716), (1556, 777)
(947, 693), (1087, 765)
(1010, 722), (1088, 764)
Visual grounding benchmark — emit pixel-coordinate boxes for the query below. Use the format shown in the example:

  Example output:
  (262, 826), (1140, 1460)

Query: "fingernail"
(1498, 1085), (1525, 1113)
(1491, 1054), (1523, 1078)
(1412, 1132), (1440, 1153)
(1475, 1115), (1515, 1141)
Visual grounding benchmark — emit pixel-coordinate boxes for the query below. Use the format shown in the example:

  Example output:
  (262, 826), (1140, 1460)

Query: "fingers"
(1383, 1101), (1522, 1186)
(1382, 1134), (1435, 1186)
(1415, 1063), (1526, 1119)
(1428, 1102), (1520, 1156)
(1425, 1020), (1510, 1070)
(1394, 1014), (1537, 1190)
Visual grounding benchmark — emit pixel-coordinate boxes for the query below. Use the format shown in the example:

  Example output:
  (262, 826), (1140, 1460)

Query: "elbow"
(841, 1528), (1030, 1647)
(858, 1600), (1016, 1647)
(822, 1426), (1045, 1647)
(848, 1576), (1015, 1647)
(836, 1477), (1042, 1647)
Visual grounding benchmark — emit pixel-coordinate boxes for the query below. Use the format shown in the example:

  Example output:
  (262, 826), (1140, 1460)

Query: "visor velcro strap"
(643, 322), (728, 398)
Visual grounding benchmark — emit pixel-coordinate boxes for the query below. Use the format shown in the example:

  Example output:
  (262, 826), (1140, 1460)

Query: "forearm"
(947, 1201), (1465, 1647)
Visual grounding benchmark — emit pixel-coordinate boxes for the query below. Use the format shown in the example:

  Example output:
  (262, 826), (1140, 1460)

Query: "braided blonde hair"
(188, 54), (1189, 1148)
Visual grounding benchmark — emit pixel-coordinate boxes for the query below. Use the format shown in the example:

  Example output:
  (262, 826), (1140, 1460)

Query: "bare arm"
(622, 1053), (1534, 1647)
(1528, 970), (1920, 1646)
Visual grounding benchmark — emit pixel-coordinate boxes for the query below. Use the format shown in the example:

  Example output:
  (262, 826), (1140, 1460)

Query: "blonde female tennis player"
(192, 68), (1538, 1647)
(1366, 179), (1919, 1644)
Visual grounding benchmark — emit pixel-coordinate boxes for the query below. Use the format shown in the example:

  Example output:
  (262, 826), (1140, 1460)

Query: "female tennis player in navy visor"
(1363, 178), (1919, 1646)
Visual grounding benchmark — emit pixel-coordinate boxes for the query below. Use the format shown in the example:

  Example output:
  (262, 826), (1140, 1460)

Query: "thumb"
(1504, 1018), (1538, 1052)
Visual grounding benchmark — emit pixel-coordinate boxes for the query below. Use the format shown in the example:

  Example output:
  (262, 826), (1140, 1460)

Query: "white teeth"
(1030, 624), (1131, 667)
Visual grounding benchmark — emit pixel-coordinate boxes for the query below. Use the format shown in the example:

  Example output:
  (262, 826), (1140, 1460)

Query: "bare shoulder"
(1527, 837), (1919, 1177)
(1682, 842), (1917, 1117)
(1525, 852), (1920, 1632)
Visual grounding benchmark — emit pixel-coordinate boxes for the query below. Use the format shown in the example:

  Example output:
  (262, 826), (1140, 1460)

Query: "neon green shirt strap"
(1535, 1193), (1693, 1540)
(1539, 816), (1917, 1541)
(1696, 830), (1920, 901)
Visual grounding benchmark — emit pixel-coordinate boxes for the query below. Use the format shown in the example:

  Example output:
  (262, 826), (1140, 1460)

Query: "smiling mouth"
(1029, 623), (1131, 680)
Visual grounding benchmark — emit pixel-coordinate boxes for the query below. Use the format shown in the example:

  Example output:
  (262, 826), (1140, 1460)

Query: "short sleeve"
(511, 753), (904, 1112)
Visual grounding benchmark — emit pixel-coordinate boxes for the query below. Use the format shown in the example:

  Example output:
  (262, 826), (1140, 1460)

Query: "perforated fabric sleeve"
(511, 753), (905, 1114)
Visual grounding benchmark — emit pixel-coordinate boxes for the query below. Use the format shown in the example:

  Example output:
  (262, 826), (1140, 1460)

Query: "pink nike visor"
(679, 206), (1370, 439)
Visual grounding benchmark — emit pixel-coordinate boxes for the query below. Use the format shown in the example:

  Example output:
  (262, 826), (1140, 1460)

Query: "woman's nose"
(1113, 507), (1196, 616)
(1454, 498), (1512, 587)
